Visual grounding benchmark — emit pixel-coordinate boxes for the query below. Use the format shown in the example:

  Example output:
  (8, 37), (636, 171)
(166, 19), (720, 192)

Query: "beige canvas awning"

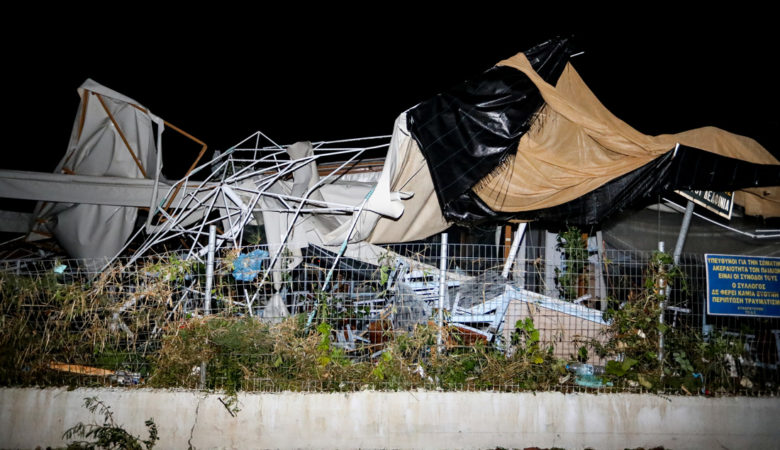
(474, 53), (779, 216)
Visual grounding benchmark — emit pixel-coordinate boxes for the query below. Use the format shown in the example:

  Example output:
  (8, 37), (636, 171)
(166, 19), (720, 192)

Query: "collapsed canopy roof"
(7, 39), (778, 265)
(407, 38), (780, 224)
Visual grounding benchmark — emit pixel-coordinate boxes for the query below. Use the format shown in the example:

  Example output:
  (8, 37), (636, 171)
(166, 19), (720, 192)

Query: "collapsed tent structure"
(0, 38), (778, 350)
(3, 37), (777, 262)
(143, 37), (776, 265)
(407, 38), (779, 224)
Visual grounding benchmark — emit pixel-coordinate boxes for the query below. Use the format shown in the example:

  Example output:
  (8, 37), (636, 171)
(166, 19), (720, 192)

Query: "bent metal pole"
(502, 223), (527, 278)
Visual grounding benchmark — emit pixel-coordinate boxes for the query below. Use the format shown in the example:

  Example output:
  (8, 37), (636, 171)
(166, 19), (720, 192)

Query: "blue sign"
(705, 254), (780, 318)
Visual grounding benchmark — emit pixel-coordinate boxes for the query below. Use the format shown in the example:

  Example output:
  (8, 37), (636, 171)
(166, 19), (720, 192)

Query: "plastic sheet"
(510, 145), (780, 225)
(408, 36), (779, 224)
(232, 249), (269, 281)
(407, 37), (574, 219)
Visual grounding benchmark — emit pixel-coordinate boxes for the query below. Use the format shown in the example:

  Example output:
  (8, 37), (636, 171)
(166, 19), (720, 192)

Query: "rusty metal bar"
(62, 91), (92, 171)
(160, 120), (208, 211)
(126, 104), (209, 176)
(95, 93), (148, 178)
(77, 90), (89, 141)
(163, 120), (208, 172)
(105, 101), (208, 216)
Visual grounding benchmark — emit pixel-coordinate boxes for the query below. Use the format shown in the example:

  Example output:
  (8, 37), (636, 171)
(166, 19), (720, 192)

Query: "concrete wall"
(1, 388), (778, 449)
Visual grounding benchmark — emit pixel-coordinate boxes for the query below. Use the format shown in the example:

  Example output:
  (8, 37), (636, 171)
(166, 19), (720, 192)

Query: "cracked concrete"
(1, 388), (779, 449)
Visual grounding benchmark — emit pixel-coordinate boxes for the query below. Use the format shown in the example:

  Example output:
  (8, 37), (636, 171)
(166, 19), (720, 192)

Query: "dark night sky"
(4, 12), (778, 179)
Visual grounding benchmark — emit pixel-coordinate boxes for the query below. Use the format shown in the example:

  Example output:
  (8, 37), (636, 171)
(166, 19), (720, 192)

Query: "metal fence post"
(595, 230), (607, 311)
(673, 201), (695, 265)
(658, 241), (665, 364)
(437, 233), (448, 351)
(199, 225), (217, 390)
(204, 225), (216, 315)
(544, 231), (560, 297)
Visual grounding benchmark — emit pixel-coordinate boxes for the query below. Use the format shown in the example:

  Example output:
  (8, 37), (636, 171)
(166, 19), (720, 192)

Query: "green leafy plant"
(144, 253), (198, 283)
(63, 396), (158, 450)
(576, 345), (589, 363)
(377, 252), (395, 288)
(594, 251), (675, 387)
(315, 322), (349, 368)
(511, 318), (546, 364)
(593, 250), (754, 393)
(555, 226), (588, 300)
(605, 357), (638, 377)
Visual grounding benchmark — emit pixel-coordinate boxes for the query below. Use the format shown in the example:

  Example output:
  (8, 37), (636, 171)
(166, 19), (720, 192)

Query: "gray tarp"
(29, 79), (164, 262)
(255, 112), (449, 265)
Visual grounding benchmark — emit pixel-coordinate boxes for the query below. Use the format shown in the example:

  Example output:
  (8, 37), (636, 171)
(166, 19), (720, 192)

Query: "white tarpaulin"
(5, 83), (449, 267)
(30, 79), (164, 262)
(254, 112), (448, 267)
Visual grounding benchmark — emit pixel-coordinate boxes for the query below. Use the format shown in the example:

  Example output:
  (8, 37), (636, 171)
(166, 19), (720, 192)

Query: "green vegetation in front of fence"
(0, 251), (771, 395)
(592, 251), (757, 394)
(0, 265), (164, 386)
(147, 314), (565, 392)
(593, 251), (680, 389)
(554, 226), (589, 300)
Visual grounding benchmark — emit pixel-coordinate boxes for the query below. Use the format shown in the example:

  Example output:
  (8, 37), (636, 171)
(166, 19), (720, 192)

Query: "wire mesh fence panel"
(1, 242), (778, 394)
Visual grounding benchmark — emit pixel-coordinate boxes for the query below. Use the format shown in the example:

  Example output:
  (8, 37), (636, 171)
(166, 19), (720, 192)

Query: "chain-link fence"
(1, 241), (778, 394)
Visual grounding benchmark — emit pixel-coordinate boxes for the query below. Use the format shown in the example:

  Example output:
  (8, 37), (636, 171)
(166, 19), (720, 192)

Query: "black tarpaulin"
(509, 145), (780, 225)
(422, 145), (779, 225)
(406, 37), (574, 218)
(406, 37), (779, 225)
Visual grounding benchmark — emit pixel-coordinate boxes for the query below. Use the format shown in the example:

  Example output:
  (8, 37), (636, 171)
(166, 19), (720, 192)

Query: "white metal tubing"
(658, 241), (665, 364)
(147, 154), (332, 264)
(437, 233), (448, 350)
(235, 191), (264, 247)
(256, 148), (369, 287)
(673, 200), (695, 265)
(309, 135), (392, 146)
(595, 230), (607, 310)
(501, 223), (527, 278)
(130, 134), (395, 275)
(196, 189), (260, 258)
(204, 225), (216, 315)
(322, 187), (375, 292)
(181, 190), (221, 262)
(248, 190), (363, 211)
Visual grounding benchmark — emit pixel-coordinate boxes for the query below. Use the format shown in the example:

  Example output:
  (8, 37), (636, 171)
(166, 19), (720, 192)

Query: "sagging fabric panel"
(406, 37), (778, 224)
(406, 38), (574, 219)
(474, 52), (779, 219)
(508, 145), (780, 225)
(30, 79), (160, 263)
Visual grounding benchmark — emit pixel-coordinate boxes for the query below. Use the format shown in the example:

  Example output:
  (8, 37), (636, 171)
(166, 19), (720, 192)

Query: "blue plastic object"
(232, 249), (269, 281)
